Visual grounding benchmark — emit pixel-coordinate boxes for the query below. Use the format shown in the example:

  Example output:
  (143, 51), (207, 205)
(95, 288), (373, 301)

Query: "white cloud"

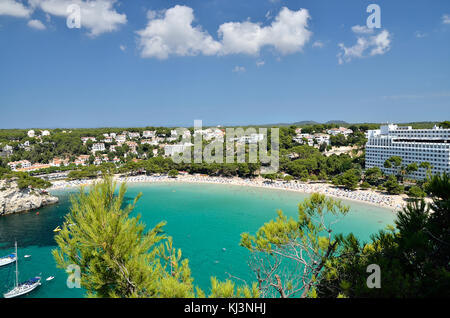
(136, 5), (222, 59)
(415, 31), (427, 38)
(443, 14), (450, 24)
(136, 5), (312, 59)
(337, 26), (391, 64)
(232, 66), (246, 73)
(119, 44), (126, 51)
(0, 0), (32, 18)
(218, 7), (312, 56)
(28, 0), (127, 37)
(312, 40), (324, 48)
(256, 60), (265, 67)
(351, 25), (374, 34)
(27, 19), (46, 30)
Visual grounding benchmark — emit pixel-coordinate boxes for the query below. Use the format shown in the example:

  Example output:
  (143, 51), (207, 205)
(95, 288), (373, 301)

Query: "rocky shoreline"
(0, 179), (59, 216)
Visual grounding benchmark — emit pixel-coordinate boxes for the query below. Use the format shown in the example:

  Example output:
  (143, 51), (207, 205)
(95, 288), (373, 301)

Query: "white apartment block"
(128, 132), (140, 139)
(327, 127), (353, 137)
(8, 160), (31, 170)
(81, 137), (96, 144)
(313, 134), (330, 145)
(365, 124), (450, 179)
(143, 130), (156, 138)
(293, 133), (314, 146)
(92, 143), (106, 153)
(115, 135), (127, 143)
(164, 143), (193, 157)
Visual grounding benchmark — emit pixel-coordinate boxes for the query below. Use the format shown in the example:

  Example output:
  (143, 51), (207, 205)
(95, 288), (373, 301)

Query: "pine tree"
(53, 176), (259, 298)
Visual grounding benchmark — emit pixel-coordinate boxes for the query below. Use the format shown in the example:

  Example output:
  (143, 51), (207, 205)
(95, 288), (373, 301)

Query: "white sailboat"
(3, 242), (41, 298)
(0, 253), (16, 267)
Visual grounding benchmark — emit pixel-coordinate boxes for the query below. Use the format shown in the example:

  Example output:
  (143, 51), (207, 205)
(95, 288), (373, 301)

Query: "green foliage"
(53, 176), (257, 298)
(359, 181), (370, 190)
(317, 173), (450, 298)
(168, 169), (179, 178)
(364, 167), (382, 185)
(240, 193), (350, 298)
(332, 168), (361, 190)
(0, 170), (51, 189)
(407, 185), (425, 198)
(383, 175), (404, 194)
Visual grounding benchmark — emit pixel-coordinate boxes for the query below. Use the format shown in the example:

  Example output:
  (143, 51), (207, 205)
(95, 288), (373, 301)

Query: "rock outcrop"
(0, 179), (59, 216)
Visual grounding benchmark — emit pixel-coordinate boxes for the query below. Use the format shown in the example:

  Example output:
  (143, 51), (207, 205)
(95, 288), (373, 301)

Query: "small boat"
(3, 242), (41, 298)
(24, 255), (31, 258)
(53, 226), (61, 232)
(46, 276), (54, 281)
(0, 253), (16, 267)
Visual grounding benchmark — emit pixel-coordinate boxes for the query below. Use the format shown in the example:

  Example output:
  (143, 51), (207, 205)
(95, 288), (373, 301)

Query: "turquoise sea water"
(0, 182), (396, 298)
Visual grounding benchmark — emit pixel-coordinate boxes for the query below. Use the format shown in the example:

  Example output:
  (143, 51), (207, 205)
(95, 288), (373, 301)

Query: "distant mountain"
(325, 120), (348, 125)
(292, 121), (320, 126)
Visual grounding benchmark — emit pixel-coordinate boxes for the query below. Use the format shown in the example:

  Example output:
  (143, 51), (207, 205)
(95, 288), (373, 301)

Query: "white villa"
(164, 143), (193, 157)
(128, 132), (140, 139)
(143, 130), (156, 138)
(92, 143), (106, 153)
(115, 135), (127, 143)
(327, 127), (353, 137)
(81, 137), (96, 144)
(8, 160), (31, 170)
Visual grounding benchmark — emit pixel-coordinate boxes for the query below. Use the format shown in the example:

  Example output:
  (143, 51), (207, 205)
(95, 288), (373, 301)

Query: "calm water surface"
(0, 182), (396, 298)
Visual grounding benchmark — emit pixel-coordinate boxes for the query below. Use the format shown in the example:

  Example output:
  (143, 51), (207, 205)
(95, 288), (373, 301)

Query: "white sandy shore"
(49, 174), (410, 212)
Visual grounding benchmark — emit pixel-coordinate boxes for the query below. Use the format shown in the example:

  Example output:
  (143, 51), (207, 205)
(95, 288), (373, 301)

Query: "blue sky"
(0, 0), (449, 128)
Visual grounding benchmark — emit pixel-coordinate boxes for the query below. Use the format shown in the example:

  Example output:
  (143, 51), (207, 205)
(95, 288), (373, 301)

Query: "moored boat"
(0, 253), (16, 267)
(3, 242), (41, 298)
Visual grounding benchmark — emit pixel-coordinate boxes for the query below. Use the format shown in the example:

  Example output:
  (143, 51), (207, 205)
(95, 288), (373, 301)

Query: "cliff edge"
(0, 179), (59, 216)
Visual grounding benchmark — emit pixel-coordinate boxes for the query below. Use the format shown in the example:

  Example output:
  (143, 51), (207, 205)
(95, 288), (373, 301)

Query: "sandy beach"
(49, 174), (411, 212)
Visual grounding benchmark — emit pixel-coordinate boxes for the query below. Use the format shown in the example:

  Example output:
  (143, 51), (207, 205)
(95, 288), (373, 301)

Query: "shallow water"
(0, 182), (396, 298)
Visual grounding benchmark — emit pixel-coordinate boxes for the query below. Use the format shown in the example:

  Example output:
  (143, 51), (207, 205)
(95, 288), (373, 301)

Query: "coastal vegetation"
(52, 173), (450, 298)
(52, 176), (259, 298)
(0, 123), (439, 200)
(0, 168), (51, 190)
(240, 193), (350, 298)
(316, 173), (450, 297)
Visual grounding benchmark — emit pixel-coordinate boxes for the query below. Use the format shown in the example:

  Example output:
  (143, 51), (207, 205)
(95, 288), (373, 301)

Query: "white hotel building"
(365, 124), (450, 179)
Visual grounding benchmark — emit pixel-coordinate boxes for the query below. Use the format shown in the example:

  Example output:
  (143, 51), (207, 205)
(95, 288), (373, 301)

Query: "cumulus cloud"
(232, 66), (246, 73)
(28, 0), (127, 36)
(27, 19), (46, 30)
(351, 25), (374, 34)
(443, 14), (450, 24)
(337, 25), (391, 64)
(136, 5), (312, 59)
(218, 7), (311, 56)
(136, 5), (222, 59)
(256, 60), (265, 67)
(312, 40), (324, 48)
(0, 0), (32, 17)
(415, 31), (427, 38)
